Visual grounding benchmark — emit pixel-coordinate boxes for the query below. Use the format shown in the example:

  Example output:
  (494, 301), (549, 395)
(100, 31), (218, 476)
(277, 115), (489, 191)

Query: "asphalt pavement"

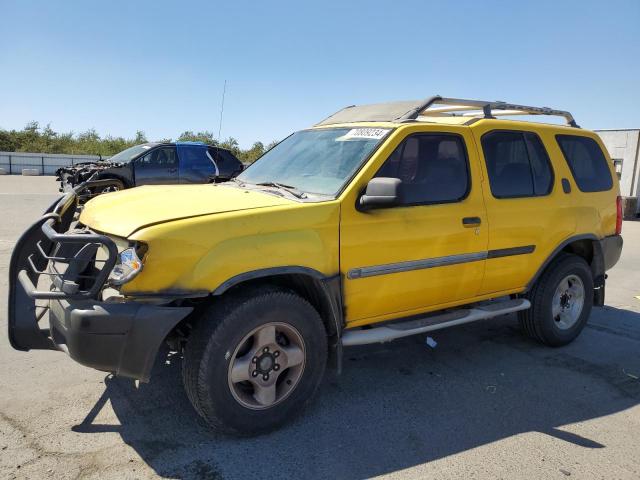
(1, 176), (639, 479)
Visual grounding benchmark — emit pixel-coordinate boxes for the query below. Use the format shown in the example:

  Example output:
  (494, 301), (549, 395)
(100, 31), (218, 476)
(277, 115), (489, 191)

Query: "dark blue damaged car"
(56, 141), (244, 195)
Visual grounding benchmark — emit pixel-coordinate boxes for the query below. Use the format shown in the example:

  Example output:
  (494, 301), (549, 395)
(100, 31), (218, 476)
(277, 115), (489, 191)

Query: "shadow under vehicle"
(72, 307), (640, 479)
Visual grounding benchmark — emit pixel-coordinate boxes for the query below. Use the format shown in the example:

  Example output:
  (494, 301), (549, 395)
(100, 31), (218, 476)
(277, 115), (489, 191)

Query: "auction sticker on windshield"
(338, 128), (390, 141)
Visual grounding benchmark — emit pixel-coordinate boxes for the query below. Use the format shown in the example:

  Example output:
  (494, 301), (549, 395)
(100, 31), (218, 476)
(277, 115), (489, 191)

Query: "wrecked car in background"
(56, 141), (244, 197)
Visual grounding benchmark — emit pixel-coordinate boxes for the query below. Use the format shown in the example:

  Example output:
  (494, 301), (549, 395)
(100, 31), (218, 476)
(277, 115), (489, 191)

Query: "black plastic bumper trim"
(49, 298), (192, 382)
(599, 234), (623, 272)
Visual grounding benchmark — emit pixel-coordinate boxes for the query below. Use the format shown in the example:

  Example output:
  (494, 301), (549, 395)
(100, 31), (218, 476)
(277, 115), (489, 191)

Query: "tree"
(0, 130), (17, 151)
(134, 130), (148, 144)
(177, 130), (217, 145)
(240, 141), (266, 163)
(0, 124), (277, 160)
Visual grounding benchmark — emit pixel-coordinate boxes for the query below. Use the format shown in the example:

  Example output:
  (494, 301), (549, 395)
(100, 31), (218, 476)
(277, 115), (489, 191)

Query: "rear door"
(133, 146), (179, 185)
(340, 127), (489, 325)
(178, 144), (218, 183)
(471, 124), (577, 294)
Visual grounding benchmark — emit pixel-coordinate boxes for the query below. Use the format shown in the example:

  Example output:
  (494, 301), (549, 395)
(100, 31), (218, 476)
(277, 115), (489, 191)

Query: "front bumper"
(8, 185), (192, 382)
(49, 298), (191, 382)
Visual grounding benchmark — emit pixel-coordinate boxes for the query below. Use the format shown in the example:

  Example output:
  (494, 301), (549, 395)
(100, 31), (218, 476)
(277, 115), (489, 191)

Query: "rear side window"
(211, 148), (242, 174)
(178, 145), (216, 170)
(481, 131), (554, 198)
(556, 135), (613, 192)
(374, 133), (469, 205)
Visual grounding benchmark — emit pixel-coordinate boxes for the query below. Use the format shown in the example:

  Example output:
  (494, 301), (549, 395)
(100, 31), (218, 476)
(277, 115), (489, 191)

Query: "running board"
(341, 298), (531, 347)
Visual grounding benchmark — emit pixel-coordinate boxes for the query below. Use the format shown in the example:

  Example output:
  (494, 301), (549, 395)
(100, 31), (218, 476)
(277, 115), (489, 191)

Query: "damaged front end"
(8, 185), (192, 382)
(56, 162), (125, 202)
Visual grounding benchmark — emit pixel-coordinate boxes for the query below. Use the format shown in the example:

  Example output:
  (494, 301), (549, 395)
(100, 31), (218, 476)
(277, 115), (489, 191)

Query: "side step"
(341, 298), (530, 347)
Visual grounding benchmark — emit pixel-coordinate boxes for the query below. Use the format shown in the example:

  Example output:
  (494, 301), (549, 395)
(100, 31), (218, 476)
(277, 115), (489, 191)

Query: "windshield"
(107, 144), (156, 163)
(237, 127), (390, 196)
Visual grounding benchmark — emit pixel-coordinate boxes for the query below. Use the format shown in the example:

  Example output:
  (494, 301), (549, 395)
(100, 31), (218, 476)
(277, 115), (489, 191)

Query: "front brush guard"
(8, 186), (118, 351)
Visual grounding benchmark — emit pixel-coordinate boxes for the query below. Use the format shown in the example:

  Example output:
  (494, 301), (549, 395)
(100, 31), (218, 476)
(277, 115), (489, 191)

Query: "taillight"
(616, 196), (623, 235)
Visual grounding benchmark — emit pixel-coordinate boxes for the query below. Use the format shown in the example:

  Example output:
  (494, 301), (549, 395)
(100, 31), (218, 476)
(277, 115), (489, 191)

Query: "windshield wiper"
(256, 182), (307, 199)
(230, 177), (246, 187)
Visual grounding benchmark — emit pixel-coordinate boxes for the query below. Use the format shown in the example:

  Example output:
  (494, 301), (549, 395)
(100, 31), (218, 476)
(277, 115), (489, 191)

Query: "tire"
(182, 286), (327, 435)
(519, 253), (593, 347)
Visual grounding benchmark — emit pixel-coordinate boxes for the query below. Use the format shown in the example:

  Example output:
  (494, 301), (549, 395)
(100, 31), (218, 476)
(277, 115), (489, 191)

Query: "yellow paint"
(79, 117), (620, 328)
(80, 183), (292, 238)
(470, 122), (578, 295)
(116, 197), (339, 296)
(339, 124), (488, 321)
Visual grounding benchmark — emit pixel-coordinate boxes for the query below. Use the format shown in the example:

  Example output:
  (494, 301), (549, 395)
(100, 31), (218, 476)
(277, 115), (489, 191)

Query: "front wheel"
(519, 253), (593, 346)
(182, 287), (327, 435)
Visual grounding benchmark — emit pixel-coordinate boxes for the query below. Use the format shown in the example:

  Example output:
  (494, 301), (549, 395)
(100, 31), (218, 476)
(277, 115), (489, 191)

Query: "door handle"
(462, 217), (481, 227)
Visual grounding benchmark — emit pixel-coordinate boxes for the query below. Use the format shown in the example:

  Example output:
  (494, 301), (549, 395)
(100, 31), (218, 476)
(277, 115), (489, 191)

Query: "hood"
(79, 184), (293, 237)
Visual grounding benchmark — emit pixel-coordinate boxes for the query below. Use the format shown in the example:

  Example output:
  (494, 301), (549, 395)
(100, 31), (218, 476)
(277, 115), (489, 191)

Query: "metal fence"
(0, 151), (110, 175)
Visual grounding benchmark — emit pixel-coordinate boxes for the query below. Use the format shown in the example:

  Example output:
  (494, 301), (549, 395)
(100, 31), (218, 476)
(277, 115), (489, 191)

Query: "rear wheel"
(519, 254), (593, 346)
(182, 287), (327, 435)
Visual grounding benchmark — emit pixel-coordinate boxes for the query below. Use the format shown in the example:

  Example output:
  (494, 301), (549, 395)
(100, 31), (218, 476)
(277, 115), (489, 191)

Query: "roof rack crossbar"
(399, 97), (578, 127)
(396, 96), (442, 122)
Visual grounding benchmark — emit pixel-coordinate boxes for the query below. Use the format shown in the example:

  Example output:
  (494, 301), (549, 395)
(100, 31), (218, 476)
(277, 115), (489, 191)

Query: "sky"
(1, 0), (639, 148)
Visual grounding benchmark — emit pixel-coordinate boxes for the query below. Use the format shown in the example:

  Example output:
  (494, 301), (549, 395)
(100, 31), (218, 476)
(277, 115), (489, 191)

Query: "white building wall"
(595, 129), (640, 198)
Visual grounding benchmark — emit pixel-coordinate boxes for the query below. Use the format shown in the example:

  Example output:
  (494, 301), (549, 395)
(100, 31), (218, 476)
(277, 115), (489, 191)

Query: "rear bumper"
(600, 234), (623, 271)
(49, 298), (191, 382)
(592, 234), (623, 307)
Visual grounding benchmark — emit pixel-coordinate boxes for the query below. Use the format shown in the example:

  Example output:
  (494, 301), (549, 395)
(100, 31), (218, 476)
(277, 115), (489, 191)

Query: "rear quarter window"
(556, 135), (613, 192)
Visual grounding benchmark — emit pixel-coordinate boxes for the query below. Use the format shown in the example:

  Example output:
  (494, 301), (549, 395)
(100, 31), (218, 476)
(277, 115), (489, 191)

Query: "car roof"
(311, 117), (584, 133)
(153, 141), (233, 153)
(314, 97), (581, 130)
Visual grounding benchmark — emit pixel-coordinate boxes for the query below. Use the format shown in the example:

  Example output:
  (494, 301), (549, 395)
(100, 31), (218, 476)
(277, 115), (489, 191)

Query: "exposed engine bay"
(55, 161), (124, 193)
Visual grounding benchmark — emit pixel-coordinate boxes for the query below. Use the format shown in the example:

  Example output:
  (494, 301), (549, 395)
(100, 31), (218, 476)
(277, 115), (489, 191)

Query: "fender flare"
(525, 234), (602, 291)
(212, 266), (344, 338)
(213, 266), (326, 295)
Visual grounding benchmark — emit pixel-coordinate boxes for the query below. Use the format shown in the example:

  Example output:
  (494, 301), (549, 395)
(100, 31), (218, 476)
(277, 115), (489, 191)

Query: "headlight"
(108, 244), (145, 286)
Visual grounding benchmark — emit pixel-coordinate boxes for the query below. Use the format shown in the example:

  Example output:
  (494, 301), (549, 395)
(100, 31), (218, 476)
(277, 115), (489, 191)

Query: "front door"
(134, 146), (179, 185)
(340, 129), (488, 326)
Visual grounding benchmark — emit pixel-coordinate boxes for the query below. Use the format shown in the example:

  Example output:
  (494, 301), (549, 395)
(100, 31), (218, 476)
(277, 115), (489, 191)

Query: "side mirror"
(359, 177), (402, 210)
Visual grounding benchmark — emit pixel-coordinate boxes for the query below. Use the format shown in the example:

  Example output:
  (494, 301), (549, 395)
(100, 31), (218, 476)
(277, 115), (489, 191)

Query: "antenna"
(217, 79), (227, 141)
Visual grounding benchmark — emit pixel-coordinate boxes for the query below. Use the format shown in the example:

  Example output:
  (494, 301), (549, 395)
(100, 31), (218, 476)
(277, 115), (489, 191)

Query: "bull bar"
(7, 182), (192, 381)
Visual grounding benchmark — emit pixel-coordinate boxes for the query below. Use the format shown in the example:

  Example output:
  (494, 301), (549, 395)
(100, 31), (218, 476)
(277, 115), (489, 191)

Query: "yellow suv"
(9, 97), (623, 434)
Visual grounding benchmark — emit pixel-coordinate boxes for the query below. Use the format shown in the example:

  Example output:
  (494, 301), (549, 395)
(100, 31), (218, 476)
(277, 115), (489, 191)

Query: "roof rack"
(316, 96), (579, 128)
(404, 96), (579, 127)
